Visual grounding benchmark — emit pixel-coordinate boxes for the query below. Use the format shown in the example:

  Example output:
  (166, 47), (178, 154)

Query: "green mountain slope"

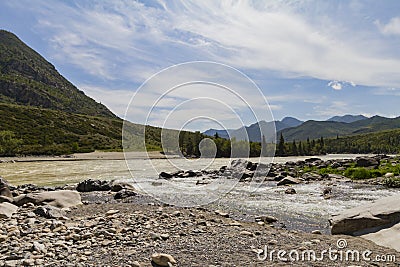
(0, 30), (115, 118)
(280, 116), (400, 141)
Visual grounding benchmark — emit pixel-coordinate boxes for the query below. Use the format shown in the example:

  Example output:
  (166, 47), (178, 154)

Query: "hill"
(203, 117), (304, 142)
(0, 30), (115, 118)
(279, 116), (400, 141)
(327, 114), (367, 123)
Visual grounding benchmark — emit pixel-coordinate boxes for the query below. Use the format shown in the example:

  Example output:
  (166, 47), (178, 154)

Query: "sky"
(1, 0), (400, 131)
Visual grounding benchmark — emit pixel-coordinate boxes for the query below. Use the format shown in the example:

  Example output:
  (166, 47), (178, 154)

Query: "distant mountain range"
(204, 114), (400, 142)
(204, 117), (303, 142)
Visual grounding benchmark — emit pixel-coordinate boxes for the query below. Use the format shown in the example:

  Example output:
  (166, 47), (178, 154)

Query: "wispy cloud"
(376, 17), (400, 36)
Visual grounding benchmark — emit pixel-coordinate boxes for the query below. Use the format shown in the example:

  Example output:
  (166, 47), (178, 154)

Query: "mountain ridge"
(0, 30), (115, 118)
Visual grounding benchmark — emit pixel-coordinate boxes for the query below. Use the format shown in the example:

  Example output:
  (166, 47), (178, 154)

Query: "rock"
(32, 241), (46, 254)
(285, 188), (296, 194)
(76, 179), (112, 192)
(240, 230), (254, 236)
(215, 210), (229, 218)
(385, 172), (394, 178)
(151, 253), (177, 266)
(159, 172), (173, 179)
(355, 157), (379, 168)
(305, 158), (321, 163)
(34, 205), (66, 219)
(106, 209), (120, 216)
(301, 173), (321, 181)
(0, 234), (7, 242)
(0, 177), (12, 198)
(277, 177), (301, 186)
(114, 189), (137, 200)
(229, 159), (252, 170)
(361, 222), (400, 252)
(0, 202), (18, 218)
(255, 215), (278, 223)
(311, 230), (322, 235)
(322, 187), (332, 196)
(110, 181), (136, 192)
(330, 195), (400, 235)
(14, 190), (82, 208)
(330, 162), (341, 168)
(0, 195), (14, 203)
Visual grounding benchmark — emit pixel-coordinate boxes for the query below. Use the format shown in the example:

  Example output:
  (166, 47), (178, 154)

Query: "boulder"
(76, 179), (112, 192)
(0, 177), (12, 198)
(159, 172), (173, 179)
(151, 253), (176, 266)
(0, 202), (18, 218)
(110, 181), (136, 192)
(229, 159), (252, 170)
(361, 222), (400, 252)
(277, 177), (301, 186)
(355, 157), (379, 168)
(330, 195), (400, 235)
(14, 190), (82, 208)
(114, 189), (137, 200)
(0, 195), (13, 204)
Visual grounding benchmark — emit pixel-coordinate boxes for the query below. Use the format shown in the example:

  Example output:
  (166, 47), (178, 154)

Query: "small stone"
(311, 230), (322, 235)
(255, 215), (278, 223)
(132, 261), (141, 267)
(105, 210), (119, 216)
(0, 234), (7, 242)
(151, 253), (177, 266)
(160, 233), (170, 240)
(22, 259), (35, 266)
(267, 239), (278, 245)
(32, 241), (46, 254)
(285, 188), (296, 194)
(150, 233), (162, 241)
(239, 231), (254, 237)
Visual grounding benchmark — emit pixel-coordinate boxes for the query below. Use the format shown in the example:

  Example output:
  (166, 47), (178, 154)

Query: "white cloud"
(328, 81), (343, 90)
(13, 0), (400, 89)
(327, 80), (357, 90)
(376, 17), (400, 36)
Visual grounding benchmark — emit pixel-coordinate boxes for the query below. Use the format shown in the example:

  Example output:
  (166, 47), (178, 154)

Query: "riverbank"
(1, 189), (399, 266)
(0, 151), (170, 163)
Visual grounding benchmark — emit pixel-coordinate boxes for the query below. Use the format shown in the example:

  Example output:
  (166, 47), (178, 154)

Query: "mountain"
(0, 30), (115, 118)
(280, 115), (400, 141)
(203, 117), (304, 142)
(281, 117), (303, 127)
(327, 114), (367, 123)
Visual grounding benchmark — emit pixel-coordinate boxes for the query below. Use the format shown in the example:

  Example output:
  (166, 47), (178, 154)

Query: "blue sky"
(1, 0), (400, 131)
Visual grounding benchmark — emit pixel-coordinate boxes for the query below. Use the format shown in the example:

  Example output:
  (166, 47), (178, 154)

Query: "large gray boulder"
(0, 202), (18, 218)
(14, 190), (82, 208)
(361, 222), (400, 252)
(330, 195), (400, 235)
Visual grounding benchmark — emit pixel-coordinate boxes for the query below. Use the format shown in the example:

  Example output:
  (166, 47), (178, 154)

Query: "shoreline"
(1, 151), (392, 163)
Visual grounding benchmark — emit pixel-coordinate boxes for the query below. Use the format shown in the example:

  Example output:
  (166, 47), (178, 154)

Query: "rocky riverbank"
(0, 177), (399, 266)
(159, 155), (400, 189)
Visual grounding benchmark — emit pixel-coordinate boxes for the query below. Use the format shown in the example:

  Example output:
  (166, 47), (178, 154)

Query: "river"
(1, 154), (398, 233)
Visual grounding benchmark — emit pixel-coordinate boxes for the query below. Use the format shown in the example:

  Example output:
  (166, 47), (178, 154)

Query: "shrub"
(344, 167), (382, 180)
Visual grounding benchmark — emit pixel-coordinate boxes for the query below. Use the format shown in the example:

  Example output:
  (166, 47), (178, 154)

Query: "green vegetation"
(0, 130), (22, 156)
(280, 116), (400, 141)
